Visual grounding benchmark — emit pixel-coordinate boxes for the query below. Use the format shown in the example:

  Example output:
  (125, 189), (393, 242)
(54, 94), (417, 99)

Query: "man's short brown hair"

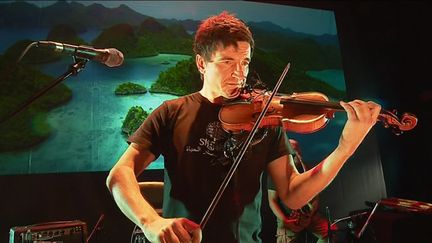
(193, 11), (254, 61)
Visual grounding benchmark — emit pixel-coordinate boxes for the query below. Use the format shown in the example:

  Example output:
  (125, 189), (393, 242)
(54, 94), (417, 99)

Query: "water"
(0, 54), (191, 175)
(0, 27), (190, 174)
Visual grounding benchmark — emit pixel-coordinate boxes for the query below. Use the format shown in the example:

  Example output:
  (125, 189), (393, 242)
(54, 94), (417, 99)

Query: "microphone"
(37, 40), (124, 67)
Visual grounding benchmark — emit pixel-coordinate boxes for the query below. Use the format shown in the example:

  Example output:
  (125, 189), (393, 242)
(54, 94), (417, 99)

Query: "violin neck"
(283, 98), (396, 121)
(280, 97), (417, 134)
(281, 98), (343, 111)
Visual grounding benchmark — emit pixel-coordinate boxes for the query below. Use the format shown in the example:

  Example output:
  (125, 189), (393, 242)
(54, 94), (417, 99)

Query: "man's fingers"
(367, 101), (382, 122)
(340, 101), (356, 120)
(181, 218), (200, 231)
(190, 228), (202, 243)
(172, 219), (193, 242)
(181, 219), (201, 243)
(350, 100), (369, 121)
(162, 227), (180, 243)
(341, 100), (381, 123)
(146, 218), (200, 243)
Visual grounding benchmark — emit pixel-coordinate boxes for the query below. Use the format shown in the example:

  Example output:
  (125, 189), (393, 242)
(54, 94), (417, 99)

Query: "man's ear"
(196, 54), (206, 75)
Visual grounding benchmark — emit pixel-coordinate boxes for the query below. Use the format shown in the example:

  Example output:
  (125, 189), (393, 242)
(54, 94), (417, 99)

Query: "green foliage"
(271, 38), (342, 71)
(137, 19), (192, 55)
(150, 58), (201, 95)
(115, 82), (147, 95)
(249, 48), (286, 89)
(252, 27), (342, 71)
(121, 106), (149, 136)
(4, 24), (87, 65)
(47, 24), (87, 45)
(139, 34), (193, 56)
(0, 56), (72, 152)
(92, 21), (193, 58)
(250, 48), (345, 100)
(148, 50), (343, 99)
(92, 23), (138, 57)
(134, 37), (158, 57)
(0, 111), (51, 152)
(4, 39), (62, 64)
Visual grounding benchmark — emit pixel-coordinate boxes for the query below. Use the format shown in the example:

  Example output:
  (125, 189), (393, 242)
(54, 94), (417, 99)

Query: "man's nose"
(232, 63), (246, 81)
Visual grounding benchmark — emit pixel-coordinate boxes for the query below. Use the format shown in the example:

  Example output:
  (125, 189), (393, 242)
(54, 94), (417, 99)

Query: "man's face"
(200, 41), (251, 99)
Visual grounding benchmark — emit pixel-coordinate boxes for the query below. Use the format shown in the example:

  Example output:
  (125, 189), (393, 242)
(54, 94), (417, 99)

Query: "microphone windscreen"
(105, 48), (124, 67)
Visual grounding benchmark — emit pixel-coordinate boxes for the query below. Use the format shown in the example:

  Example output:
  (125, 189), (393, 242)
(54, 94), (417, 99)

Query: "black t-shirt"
(129, 92), (289, 242)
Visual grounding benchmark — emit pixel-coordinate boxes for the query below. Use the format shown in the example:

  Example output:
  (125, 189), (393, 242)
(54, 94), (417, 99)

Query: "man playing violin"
(106, 11), (381, 243)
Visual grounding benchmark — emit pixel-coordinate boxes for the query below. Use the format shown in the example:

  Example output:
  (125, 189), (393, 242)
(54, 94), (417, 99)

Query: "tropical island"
(0, 58), (72, 152)
(115, 82), (147, 95)
(0, 24), (84, 152)
(92, 18), (193, 58)
(121, 106), (150, 137)
(148, 52), (345, 100)
(149, 58), (201, 96)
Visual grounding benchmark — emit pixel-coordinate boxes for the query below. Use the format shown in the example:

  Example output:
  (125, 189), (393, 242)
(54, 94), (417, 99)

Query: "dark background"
(264, 2), (432, 242)
(1, 1), (431, 242)
(322, 1), (431, 202)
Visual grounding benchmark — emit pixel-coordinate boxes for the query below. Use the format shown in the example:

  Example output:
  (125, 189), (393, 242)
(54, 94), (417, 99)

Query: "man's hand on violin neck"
(338, 100), (381, 154)
(143, 217), (201, 243)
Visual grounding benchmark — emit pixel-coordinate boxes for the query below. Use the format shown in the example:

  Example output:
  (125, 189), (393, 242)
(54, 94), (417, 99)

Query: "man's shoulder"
(164, 92), (202, 107)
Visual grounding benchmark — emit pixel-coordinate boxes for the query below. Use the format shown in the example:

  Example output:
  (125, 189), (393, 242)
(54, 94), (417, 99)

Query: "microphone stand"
(325, 206), (332, 243)
(86, 213), (105, 243)
(356, 200), (380, 239)
(0, 56), (88, 124)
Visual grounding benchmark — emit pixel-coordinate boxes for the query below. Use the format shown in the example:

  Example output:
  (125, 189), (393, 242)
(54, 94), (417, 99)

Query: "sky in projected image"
(0, 1), (346, 175)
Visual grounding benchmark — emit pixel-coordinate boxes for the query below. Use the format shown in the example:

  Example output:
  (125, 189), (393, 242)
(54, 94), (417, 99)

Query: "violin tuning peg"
(392, 127), (402, 136)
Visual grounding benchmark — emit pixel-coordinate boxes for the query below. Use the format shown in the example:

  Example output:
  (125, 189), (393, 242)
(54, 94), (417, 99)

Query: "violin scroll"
(378, 110), (418, 135)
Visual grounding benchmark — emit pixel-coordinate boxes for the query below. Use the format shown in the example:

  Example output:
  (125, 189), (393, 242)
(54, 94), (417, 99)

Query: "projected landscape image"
(0, 1), (346, 174)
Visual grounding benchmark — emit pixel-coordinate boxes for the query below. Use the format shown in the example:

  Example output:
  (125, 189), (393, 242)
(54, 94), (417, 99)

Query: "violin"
(219, 90), (418, 135)
(201, 63), (416, 231)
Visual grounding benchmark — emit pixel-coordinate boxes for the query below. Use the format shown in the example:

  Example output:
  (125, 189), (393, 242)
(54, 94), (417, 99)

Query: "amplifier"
(9, 220), (88, 243)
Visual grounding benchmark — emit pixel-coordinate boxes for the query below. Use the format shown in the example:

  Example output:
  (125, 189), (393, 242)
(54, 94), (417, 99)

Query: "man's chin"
(222, 90), (240, 100)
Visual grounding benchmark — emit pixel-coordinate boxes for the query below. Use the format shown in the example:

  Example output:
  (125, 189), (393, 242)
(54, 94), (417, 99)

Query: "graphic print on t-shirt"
(184, 120), (268, 167)
(184, 121), (230, 166)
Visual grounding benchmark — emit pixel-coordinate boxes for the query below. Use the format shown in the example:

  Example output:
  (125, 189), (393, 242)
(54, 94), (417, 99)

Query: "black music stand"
(353, 198), (432, 242)
(355, 200), (381, 239)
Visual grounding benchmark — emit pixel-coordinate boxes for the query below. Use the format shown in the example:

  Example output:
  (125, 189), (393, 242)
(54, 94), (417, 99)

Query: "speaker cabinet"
(9, 220), (87, 243)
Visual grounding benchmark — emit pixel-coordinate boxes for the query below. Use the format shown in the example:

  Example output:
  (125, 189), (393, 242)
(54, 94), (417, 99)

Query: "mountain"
(0, 1), (340, 70)
(0, 1), (40, 28)
(0, 0), (149, 30)
(0, 1), (338, 45)
(138, 17), (167, 34)
(92, 19), (193, 58)
(158, 18), (200, 33)
(248, 21), (338, 46)
(92, 23), (139, 56)
(83, 3), (148, 28)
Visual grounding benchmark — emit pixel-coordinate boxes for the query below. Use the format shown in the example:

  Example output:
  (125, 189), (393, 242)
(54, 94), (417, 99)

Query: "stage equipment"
(340, 198), (432, 243)
(9, 220), (88, 243)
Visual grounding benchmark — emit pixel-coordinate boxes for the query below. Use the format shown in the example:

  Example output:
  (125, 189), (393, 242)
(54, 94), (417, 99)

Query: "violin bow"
(200, 63), (291, 229)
